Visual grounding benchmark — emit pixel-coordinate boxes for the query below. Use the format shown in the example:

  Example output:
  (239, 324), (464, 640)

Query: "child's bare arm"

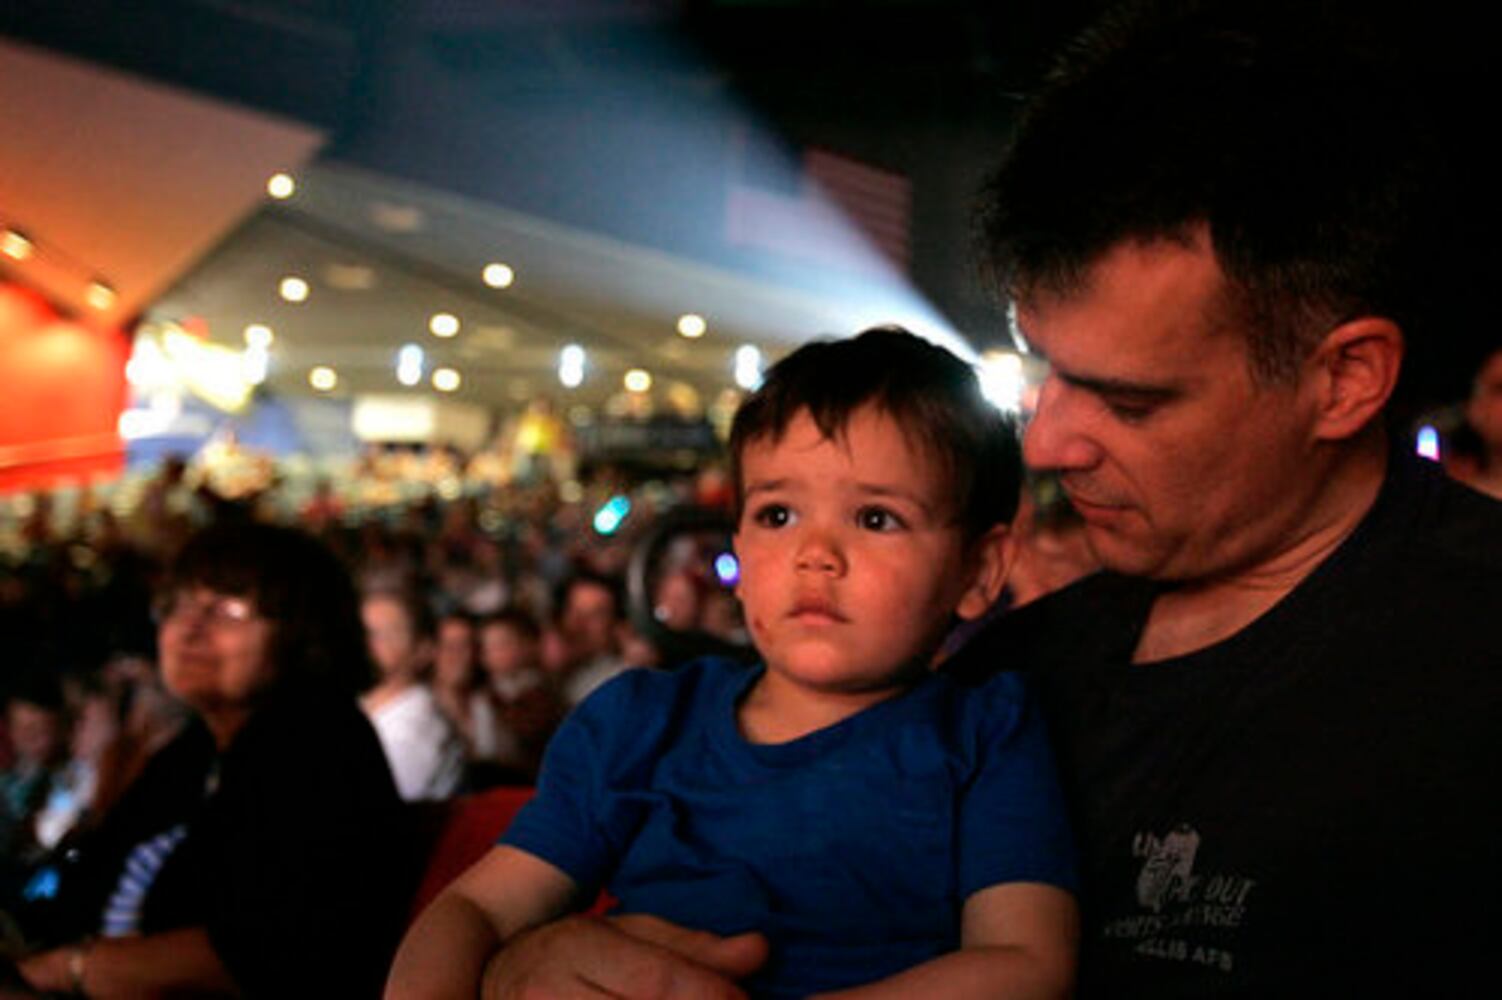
(811, 882), (1078, 1000)
(385, 844), (579, 999)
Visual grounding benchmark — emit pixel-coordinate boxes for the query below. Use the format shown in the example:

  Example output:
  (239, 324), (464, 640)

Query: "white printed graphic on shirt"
(1100, 824), (1258, 975)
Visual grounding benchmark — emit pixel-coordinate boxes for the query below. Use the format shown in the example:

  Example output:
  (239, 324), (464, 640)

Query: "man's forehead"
(1013, 237), (1245, 375)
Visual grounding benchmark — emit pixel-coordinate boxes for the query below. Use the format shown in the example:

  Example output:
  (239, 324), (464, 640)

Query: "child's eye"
(856, 506), (905, 532)
(752, 503), (793, 528)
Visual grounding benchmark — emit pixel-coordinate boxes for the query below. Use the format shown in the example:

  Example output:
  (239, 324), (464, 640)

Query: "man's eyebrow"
(1056, 369), (1181, 402)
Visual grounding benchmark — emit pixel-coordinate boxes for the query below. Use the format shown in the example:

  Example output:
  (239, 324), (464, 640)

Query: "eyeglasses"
(155, 590), (261, 628)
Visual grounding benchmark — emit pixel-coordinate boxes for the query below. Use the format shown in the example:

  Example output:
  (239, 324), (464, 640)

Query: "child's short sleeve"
(956, 673), (1078, 899)
(499, 674), (638, 894)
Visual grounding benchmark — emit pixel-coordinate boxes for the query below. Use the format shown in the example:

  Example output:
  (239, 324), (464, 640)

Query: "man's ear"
(956, 524), (1016, 621)
(1308, 317), (1404, 441)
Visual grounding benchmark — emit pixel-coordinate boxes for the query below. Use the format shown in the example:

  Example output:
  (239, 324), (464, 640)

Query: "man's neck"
(1133, 437), (1388, 664)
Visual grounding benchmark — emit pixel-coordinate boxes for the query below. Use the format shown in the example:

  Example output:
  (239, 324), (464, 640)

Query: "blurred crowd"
(0, 451), (747, 932)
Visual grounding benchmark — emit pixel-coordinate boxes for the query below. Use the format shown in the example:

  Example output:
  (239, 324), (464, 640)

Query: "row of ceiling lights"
(1, 224), (118, 311)
(254, 172), (746, 398)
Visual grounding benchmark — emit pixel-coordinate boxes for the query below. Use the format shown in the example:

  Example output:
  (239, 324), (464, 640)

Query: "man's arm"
(481, 913), (769, 1000)
(812, 883), (1078, 1000)
(386, 844), (579, 999)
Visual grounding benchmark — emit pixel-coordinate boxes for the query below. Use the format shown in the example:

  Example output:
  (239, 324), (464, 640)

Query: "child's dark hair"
(728, 326), (1022, 539)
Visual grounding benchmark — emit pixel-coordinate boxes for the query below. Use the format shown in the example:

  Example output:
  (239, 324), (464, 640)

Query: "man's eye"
(752, 504), (792, 528)
(1105, 399), (1155, 423)
(856, 507), (904, 532)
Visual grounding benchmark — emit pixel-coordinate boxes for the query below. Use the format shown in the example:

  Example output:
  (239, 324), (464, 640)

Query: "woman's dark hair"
(164, 522), (373, 697)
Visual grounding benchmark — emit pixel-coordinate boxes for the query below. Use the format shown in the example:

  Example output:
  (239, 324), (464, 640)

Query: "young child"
(388, 328), (1077, 998)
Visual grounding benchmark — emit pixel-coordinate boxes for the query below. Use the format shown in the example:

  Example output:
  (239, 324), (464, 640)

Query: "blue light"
(23, 866), (60, 901)
(593, 495), (631, 535)
(1415, 425), (1441, 462)
(713, 552), (740, 586)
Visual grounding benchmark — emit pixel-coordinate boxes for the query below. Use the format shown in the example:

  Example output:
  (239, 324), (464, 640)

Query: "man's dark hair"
(166, 522), (373, 698)
(979, 0), (1448, 384)
(437, 610), (476, 633)
(554, 572), (623, 623)
(480, 607), (542, 643)
(728, 326), (1022, 539)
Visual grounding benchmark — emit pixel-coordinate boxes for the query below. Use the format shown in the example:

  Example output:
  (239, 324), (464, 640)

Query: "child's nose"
(794, 530), (845, 575)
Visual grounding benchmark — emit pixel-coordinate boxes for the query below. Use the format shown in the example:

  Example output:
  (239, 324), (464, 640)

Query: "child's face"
(733, 406), (1003, 698)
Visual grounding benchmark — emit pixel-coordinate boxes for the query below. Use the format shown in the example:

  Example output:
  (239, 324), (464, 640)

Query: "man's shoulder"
(945, 573), (1154, 686)
(1355, 457), (1502, 620)
(1403, 459), (1502, 572)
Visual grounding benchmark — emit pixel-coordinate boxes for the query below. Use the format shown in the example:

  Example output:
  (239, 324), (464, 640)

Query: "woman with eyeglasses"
(16, 522), (409, 998)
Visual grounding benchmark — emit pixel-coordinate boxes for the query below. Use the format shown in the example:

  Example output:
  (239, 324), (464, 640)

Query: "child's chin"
(771, 659), (906, 694)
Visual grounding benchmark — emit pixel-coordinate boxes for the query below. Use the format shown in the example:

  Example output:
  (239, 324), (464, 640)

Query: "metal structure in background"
(625, 504), (753, 668)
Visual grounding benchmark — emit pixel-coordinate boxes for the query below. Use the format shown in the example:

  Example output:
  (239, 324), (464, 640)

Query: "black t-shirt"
(950, 456), (1502, 996)
(44, 692), (412, 998)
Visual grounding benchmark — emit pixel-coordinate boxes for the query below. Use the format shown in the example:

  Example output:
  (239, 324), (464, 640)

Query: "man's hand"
(481, 913), (768, 999)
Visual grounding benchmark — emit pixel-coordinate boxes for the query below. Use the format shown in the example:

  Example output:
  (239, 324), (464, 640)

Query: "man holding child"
(391, 1), (1500, 996)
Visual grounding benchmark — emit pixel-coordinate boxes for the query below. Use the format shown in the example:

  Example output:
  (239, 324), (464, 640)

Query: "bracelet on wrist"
(67, 940), (91, 996)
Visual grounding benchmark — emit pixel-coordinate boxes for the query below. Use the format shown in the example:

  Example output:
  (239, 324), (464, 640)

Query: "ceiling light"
(624, 369), (652, 393)
(242, 346), (269, 385)
(1, 229), (33, 261)
(84, 281), (117, 311)
(397, 343), (424, 386)
(978, 350), (1025, 413)
(734, 345), (763, 390)
(432, 367), (461, 392)
(429, 312), (460, 338)
(676, 313), (707, 338)
(266, 173), (296, 199)
(244, 324), (274, 349)
(309, 366), (338, 391)
(279, 276), (309, 303)
(482, 262), (515, 289)
(559, 344), (585, 388)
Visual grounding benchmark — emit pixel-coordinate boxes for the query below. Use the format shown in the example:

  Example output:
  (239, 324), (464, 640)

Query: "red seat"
(408, 786), (535, 921)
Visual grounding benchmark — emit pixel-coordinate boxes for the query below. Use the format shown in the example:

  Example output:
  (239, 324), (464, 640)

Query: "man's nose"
(1023, 375), (1101, 472)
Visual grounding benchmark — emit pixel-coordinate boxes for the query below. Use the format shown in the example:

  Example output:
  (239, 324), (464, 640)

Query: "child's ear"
(955, 524), (1015, 621)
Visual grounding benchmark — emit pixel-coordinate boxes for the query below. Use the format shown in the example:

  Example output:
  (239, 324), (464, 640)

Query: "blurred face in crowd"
(362, 595), (428, 682)
(433, 617), (476, 689)
(653, 571), (701, 632)
(1467, 349), (1502, 451)
(1019, 235), (1322, 584)
(480, 621), (537, 680)
(559, 581), (619, 665)
(7, 700), (64, 768)
(158, 586), (277, 724)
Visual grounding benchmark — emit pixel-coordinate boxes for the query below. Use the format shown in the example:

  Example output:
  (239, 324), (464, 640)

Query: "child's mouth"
(787, 599), (848, 623)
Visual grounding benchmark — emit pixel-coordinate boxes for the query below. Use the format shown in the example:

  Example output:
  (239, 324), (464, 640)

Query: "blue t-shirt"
(502, 659), (1075, 998)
